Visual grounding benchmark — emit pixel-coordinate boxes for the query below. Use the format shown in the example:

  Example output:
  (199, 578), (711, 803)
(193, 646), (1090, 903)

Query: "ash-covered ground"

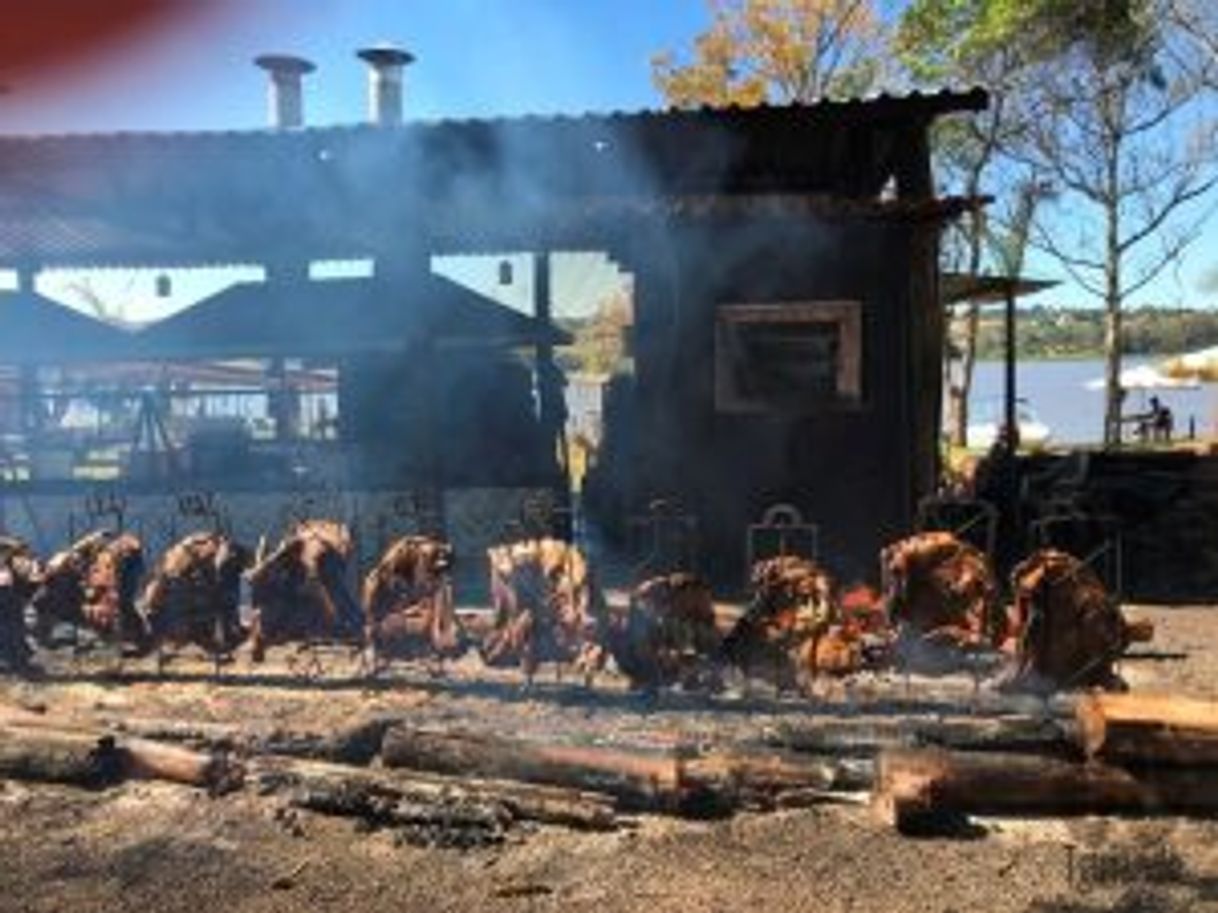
(2, 603), (1218, 913)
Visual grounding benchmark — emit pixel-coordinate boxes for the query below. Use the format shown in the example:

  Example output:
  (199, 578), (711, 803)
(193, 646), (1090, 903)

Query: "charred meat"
(880, 531), (1001, 658)
(30, 531), (146, 650)
(480, 538), (605, 684)
(0, 536), (41, 669)
(722, 555), (845, 687)
(363, 534), (462, 664)
(139, 532), (250, 658)
(608, 572), (719, 690)
(246, 519), (362, 661)
(1003, 548), (1148, 693)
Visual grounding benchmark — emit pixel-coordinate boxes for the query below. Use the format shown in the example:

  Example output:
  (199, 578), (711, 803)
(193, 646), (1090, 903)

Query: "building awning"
(131, 274), (570, 360)
(0, 290), (133, 365)
(941, 273), (1058, 306)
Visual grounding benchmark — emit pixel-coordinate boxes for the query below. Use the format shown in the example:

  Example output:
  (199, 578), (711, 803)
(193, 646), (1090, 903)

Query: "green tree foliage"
(652, 0), (883, 107)
(556, 289), (633, 377)
(896, 0), (1054, 446)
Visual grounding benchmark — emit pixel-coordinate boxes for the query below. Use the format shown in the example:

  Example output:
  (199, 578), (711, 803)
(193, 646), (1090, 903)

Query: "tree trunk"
(1077, 692), (1218, 765)
(1103, 142), (1124, 447)
(947, 177), (987, 448)
(872, 747), (1218, 833)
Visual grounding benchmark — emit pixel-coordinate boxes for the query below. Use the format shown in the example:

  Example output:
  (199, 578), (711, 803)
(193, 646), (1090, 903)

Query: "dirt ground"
(3, 603), (1218, 913)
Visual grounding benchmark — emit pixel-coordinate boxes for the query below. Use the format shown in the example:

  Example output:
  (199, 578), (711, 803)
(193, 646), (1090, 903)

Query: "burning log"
(721, 556), (855, 689)
(764, 714), (1073, 758)
(1076, 693), (1218, 766)
(872, 746), (1218, 833)
(139, 532), (251, 663)
(0, 725), (125, 787)
(29, 530), (147, 652)
(119, 737), (244, 794)
(246, 519), (362, 663)
(1001, 549), (1148, 693)
(607, 572), (720, 691)
(880, 532), (1001, 667)
(480, 538), (607, 685)
(362, 535), (463, 668)
(381, 724), (869, 815)
(252, 756), (618, 836)
(0, 536), (41, 670)
(381, 724), (703, 812)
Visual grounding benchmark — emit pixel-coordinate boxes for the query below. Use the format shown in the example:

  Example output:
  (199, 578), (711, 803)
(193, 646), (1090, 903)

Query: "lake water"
(968, 357), (1218, 445)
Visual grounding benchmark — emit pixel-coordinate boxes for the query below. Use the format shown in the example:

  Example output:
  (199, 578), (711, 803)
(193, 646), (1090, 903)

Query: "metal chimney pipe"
(254, 54), (316, 129)
(356, 45), (414, 126)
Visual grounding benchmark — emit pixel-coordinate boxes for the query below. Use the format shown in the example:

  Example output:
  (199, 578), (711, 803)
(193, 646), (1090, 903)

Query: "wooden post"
(1003, 282), (1017, 452)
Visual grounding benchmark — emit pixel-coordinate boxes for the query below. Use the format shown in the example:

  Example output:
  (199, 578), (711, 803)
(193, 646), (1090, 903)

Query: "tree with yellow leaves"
(652, 0), (883, 107)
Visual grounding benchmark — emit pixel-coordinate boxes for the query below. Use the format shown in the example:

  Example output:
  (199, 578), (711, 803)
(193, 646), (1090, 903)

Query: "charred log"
(873, 746), (1218, 834)
(1076, 692), (1218, 766)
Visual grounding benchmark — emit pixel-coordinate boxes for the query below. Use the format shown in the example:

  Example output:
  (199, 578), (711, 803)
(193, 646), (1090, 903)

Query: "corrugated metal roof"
(0, 88), (987, 144)
(0, 88), (988, 269)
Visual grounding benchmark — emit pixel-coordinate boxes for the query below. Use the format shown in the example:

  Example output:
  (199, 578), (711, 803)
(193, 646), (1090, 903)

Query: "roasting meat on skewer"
(721, 555), (853, 688)
(139, 531), (250, 659)
(1001, 548), (1152, 693)
(480, 537), (606, 684)
(246, 519), (362, 661)
(30, 530), (146, 651)
(363, 534), (463, 665)
(880, 531), (1001, 668)
(0, 536), (41, 669)
(607, 571), (720, 691)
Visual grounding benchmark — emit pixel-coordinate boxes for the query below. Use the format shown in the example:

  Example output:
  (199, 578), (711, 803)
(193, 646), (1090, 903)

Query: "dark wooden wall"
(600, 212), (933, 588)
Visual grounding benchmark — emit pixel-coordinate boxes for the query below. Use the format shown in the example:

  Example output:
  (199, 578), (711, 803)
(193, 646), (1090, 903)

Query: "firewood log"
(250, 756), (618, 832)
(118, 737), (244, 793)
(872, 746), (1218, 833)
(0, 726), (124, 787)
(1076, 692), (1218, 766)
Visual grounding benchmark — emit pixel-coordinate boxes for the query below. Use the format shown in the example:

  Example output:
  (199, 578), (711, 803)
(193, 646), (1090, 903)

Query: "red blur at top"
(0, 1), (219, 79)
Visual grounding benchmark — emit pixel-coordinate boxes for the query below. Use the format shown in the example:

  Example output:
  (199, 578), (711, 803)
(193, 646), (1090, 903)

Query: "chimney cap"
(254, 54), (316, 76)
(357, 45), (415, 68)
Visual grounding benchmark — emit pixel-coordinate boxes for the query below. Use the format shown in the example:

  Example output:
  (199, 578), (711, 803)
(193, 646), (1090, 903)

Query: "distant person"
(1153, 398), (1174, 442)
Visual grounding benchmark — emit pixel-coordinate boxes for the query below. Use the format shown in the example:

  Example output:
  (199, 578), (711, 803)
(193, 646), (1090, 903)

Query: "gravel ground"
(2, 603), (1218, 913)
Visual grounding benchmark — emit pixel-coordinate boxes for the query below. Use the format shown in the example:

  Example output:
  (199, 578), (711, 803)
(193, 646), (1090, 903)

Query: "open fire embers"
(721, 555), (862, 691)
(29, 530), (147, 653)
(607, 572), (721, 692)
(1001, 548), (1152, 693)
(0, 536), (41, 669)
(480, 538), (606, 685)
(880, 531), (1002, 673)
(362, 534), (463, 670)
(138, 531), (251, 664)
(246, 519), (363, 664)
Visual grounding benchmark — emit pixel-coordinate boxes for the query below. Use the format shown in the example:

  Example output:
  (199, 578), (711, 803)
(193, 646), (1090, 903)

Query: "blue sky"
(2, 0), (1216, 319)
